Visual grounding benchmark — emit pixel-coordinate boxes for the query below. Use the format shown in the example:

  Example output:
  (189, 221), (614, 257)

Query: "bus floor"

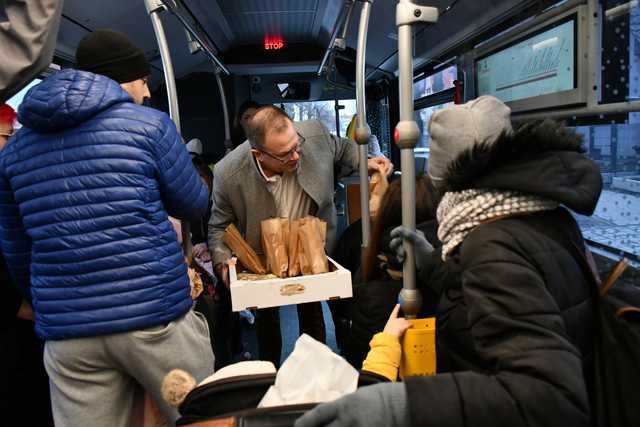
(234, 302), (339, 366)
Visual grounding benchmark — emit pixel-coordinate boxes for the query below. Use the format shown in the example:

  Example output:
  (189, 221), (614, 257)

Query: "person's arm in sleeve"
(362, 333), (402, 382)
(0, 0), (62, 102)
(295, 382), (410, 427)
(318, 121), (392, 178)
(0, 164), (32, 299)
(152, 117), (208, 224)
(362, 304), (411, 382)
(403, 228), (591, 427)
(331, 134), (359, 179)
(313, 119), (357, 178)
(207, 171), (235, 268)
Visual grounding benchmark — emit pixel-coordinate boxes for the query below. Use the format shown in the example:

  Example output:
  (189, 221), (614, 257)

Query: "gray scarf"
(437, 189), (558, 260)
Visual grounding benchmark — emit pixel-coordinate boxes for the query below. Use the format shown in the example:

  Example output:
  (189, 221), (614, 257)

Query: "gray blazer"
(208, 119), (359, 266)
(0, 0), (62, 102)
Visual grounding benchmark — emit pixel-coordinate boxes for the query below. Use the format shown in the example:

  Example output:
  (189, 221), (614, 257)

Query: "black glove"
(295, 383), (409, 427)
(389, 226), (434, 272)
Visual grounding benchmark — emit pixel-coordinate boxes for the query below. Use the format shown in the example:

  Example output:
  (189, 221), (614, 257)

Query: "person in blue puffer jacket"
(0, 29), (215, 427)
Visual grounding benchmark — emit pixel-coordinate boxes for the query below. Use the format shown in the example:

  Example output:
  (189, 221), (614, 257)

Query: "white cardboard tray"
(229, 256), (352, 312)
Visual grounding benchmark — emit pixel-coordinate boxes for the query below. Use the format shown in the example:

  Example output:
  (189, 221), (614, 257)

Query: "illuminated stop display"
(264, 35), (284, 50)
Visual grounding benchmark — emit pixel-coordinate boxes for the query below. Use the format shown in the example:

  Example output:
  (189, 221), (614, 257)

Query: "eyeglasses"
(259, 133), (305, 164)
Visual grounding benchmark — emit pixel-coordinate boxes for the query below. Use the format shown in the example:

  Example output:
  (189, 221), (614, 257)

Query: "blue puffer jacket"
(0, 69), (209, 340)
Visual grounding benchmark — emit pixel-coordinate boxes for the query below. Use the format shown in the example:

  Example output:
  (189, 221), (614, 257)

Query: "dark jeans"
(255, 302), (326, 367)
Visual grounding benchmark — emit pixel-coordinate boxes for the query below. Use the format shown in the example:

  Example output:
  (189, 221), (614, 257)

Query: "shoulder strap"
(599, 258), (629, 298)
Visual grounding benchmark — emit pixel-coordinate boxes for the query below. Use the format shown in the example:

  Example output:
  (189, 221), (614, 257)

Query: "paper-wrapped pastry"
(288, 219), (301, 277)
(298, 216), (328, 275)
(223, 223), (267, 274)
(261, 218), (289, 278)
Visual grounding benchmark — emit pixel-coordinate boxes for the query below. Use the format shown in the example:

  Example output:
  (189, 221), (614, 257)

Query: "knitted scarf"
(437, 189), (558, 260)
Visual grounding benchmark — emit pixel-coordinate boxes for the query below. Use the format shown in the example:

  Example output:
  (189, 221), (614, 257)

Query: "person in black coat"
(345, 175), (440, 369)
(190, 155), (214, 258)
(296, 96), (602, 427)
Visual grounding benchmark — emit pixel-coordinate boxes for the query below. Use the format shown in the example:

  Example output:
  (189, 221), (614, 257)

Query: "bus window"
(414, 102), (453, 151)
(569, 6), (640, 262)
(412, 66), (458, 152)
(279, 99), (357, 137)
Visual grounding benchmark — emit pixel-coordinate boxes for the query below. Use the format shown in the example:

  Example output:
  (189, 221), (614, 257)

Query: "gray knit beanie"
(427, 95), (512, 185)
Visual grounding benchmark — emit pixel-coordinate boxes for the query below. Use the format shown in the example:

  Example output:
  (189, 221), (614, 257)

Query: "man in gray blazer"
(208, 105), (391, 366)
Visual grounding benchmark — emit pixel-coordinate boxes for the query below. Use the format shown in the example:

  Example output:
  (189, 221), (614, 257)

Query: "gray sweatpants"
(43, 310), (214, 427)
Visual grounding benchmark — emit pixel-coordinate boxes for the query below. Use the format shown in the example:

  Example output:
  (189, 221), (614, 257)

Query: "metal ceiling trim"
(160, 0), (230, 75)
(317, 0), (355, 76)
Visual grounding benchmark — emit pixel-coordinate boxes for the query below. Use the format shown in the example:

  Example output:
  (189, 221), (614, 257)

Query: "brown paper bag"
(298, 217), (329, 274)
(288, 219), (301, 277)
(369, 164), (389, 219)
(261, 218), (289, 278)
(280, 218), (290, 254)
(298, 234), (311, 275)
(318, 218), (327, 246)
(297, 218), (312, 275)
(222, 223), (266, 274)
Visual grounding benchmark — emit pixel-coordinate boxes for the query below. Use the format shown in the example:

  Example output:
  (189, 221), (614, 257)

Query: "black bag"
(568, 246), (640, 427)
(591, 270), (640, 427)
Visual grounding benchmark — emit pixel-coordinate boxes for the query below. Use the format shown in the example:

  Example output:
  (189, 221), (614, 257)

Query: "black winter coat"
(406, 121), (602, 427)
(345, 220), (440, 368)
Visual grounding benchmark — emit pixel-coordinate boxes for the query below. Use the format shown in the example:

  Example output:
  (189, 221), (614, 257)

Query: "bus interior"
(6, 0), (640, 368)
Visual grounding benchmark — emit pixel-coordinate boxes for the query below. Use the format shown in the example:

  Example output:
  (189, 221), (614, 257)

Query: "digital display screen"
(476, 17), (575, 103)
(413, 65), (457, 100)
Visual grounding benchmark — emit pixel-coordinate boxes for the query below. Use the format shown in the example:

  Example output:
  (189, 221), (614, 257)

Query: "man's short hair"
(247, 106), (291, 150)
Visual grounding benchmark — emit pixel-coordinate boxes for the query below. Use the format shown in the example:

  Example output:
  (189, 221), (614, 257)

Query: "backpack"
(567, 245), (640, 427)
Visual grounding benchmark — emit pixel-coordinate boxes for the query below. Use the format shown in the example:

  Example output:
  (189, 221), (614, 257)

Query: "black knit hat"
(76, 29), (151, 83)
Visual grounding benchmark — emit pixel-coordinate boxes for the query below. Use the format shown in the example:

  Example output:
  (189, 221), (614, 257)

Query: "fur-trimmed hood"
(440, 120), (603, 216)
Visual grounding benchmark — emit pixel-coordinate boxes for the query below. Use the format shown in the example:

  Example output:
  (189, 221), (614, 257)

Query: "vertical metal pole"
(146, 0), (181, 133)
(145, 0), (192, 259)
(334, 64), (341, 138)
(355, 0), (373, 248)
(214, 69), (233, 153)
(341, 1), (355, 40)
(587, 0), (602, 108)
(334, 101), (341, 138)
(397, 3), (418, 317)
(395, 1), (438, 318)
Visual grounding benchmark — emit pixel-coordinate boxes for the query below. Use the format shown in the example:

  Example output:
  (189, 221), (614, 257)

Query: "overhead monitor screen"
(476, 17), (575, 103)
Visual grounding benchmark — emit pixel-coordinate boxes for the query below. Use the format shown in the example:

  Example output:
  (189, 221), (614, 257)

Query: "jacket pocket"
(191, 309), (210, 338)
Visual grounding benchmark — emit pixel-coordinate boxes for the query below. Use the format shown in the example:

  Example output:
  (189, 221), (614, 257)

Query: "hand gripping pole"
(396, 0), (438, 318)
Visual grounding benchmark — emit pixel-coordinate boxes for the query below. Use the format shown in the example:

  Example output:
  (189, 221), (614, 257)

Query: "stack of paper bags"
(261, 216), (328, 277)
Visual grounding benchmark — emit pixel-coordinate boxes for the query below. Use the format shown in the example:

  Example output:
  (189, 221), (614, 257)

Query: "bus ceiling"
(55, 0), (559, 81)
